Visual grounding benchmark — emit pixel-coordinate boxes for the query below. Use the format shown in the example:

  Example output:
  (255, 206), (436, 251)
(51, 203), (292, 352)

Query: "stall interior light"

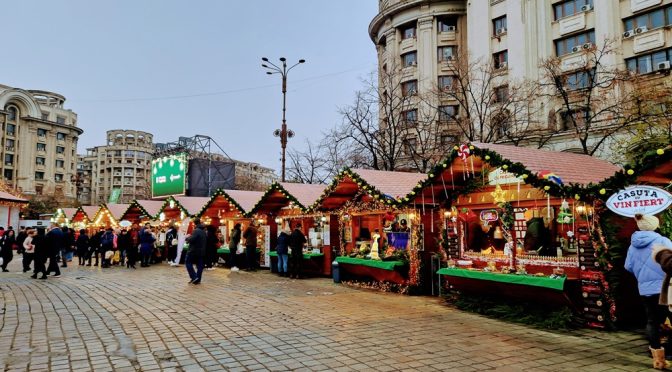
(274, 217), (282, 224)
(169, 200), (175, 209)
(443, 210), (452, 218)
(320, 216), (328, 223)
(159, 212), (166, 221)
(409, 212), (417, 221)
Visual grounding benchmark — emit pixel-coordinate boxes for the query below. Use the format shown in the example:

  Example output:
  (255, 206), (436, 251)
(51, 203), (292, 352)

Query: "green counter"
(436, 268), (566, 291)
(335, 256), (405, 271)
(216, 248), (260, 254)
(269, 251), (324, 260)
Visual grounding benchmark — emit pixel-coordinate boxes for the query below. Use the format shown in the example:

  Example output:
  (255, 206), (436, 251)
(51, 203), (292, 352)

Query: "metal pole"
(281, 60), (287, 182)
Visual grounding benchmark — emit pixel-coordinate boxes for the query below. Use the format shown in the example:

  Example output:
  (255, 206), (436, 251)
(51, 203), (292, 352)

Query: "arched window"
(7, 106), (18, 121)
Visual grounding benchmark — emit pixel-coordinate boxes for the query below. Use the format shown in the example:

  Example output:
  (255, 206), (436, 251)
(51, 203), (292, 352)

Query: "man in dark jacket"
(90, 229), (104, 266)
(185, 219), (207, 284)
(16, 227), (27, 254)
(243, 222), (258, 271)
(46, 226), (63, 277)
(289, 223), (307, 279)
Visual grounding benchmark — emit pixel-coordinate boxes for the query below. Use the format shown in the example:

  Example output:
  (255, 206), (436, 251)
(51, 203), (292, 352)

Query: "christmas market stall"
(310, 168), (429, 292)
(196, 189), (263, 268)
(0, 188), (28, 230)
(119, 200), (165, 225)
(53, 207), (78, 226)
(246, 182), (330, 276)
(405, 143), (620, 325)
(70, 205), (101, 230)
(91, 203), (130, 229)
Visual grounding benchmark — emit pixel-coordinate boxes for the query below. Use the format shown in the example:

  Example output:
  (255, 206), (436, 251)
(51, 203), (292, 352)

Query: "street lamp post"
(262, 57), (305, 182)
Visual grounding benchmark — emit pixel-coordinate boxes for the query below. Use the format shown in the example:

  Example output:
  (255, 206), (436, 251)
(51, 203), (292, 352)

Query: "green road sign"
(151, 153), (187, 198)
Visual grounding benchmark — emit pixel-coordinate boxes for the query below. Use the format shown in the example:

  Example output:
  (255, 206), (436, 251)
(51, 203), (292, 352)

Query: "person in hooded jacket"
(625, 214), (672, 370)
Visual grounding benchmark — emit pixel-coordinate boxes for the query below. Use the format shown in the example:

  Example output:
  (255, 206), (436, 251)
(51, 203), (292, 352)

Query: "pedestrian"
(1, 229), (16, 272)
(16, 226), (27, 255)
(60, 227), (71, 268)
(289, 223), (307, 279)
(158, 228), (166, 261)
(31, 228), (48, 280)
(90, 228), (104, 266)
(229, 223), (241, 272)
(242, 222), (258, 271)
(76, 229), (90, 266)
(117, 229), (135, 269)
(185, 219), (207, 284)
(139, 227), (155, 267)
(625, 214), (672, 370)
(276, 228), (291, 277)
(22, 228), (36, 273)
(166, 224), (178, 264)
(100, 228), (116, 268)
(45, 226), (63, 278)
(205, 225), (218, 271)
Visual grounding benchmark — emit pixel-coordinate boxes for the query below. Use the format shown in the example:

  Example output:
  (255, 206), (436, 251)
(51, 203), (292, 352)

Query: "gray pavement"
(0, 258), (654, 371)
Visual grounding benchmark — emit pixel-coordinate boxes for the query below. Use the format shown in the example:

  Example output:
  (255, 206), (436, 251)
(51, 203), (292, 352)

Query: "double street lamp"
(261, 57), (305, 182)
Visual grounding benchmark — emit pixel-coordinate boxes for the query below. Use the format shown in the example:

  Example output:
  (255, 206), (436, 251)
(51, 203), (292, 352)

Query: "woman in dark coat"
(229, 223), (242, 271)
(76, 229), (90, 265)
(31, 228), (48, 279)
(117, 229), (135, 269)
(1, 229), (16, 272)
(139, 228), (155, 267)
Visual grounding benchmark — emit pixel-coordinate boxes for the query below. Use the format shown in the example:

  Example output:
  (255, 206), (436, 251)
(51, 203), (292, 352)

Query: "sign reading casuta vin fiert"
(151, 153), (187, 198)
(606, 185), (672, 217)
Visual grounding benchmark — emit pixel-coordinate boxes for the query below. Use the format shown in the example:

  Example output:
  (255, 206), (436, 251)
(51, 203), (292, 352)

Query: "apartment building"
(78, 130), (154, 204)
(369, 0), (672, 158)
(0, 84), (82, 201)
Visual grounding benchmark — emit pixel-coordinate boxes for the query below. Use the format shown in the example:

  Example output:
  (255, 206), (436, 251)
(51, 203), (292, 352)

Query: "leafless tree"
(538, 38), (671, 156)
(286, 139), (330, 184)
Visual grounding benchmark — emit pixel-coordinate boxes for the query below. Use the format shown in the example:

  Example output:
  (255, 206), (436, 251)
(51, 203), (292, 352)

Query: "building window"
(438, 76), (455, 92)
(624, 6), (672, 31)
(57, 132), (66, 141)
(4, 154), (13, 166)
(3, 169), (13, 180)
(402, 109), (418, 124)
(493, 16), (507, 35)
(55, 174), (64, 182)
(401, 24), (416, 39)
(402, 52), (417, 67)
(438, 16), (457, 32)
(439, 105), (459, 121)
(402, 80), (418, 97)
(35, 172), (45, 180)
(440, 134), (457, 146)
(404, 137), (418, 151)
(56, 116), (66, 124)
(36, 157), (46, 165)
(553, 0), (594, 21)
(493, 50), (508, 69)
(562, 69), (595, 90)
(6, 124), (15, 136)
(554, 30), (595, 56)
(493, 85), (509, 103)
(626, 48), (672, 74)
(5, 139), (14, 150)
(37, 128), (47, 137)
(56, 146), (65, 154)
(41, 112), (49, 120)
(560, 108), (590, 130)
(56, 160), (65, 168)
(438, 46), (457, 62)
(36, 143), (46, 152)
(7, 107), (17, 121)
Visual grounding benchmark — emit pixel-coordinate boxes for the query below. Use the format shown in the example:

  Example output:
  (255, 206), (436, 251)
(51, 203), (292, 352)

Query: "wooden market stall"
(0, 189), (28, 230)
(119, 200), (165, 225)
(246, 182), (330, 276)
(70, 205), (101, 231)
(311, 168), (429, 291)
(196, 189), (263, 268)
(91, 203), (130, 229)
(405, 143), (620, 327)
(53, 207), (78, 226)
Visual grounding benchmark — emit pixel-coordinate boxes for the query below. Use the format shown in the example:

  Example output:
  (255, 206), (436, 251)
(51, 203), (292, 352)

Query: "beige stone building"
(0, 84), (82, 201)
(78, 130), (154, 205)
(369, 0), (672, 159)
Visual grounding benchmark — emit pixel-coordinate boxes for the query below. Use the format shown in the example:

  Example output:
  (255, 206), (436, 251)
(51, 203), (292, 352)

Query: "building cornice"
(27, 117), (84, 135)
(369, 0), (466, 42)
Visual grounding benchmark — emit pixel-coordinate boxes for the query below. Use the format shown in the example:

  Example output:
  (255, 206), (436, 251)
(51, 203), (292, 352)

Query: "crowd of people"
(0, 219), (309, 284)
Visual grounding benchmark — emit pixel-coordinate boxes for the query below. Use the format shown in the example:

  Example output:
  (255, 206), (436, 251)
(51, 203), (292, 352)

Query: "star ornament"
(491, 184), (507, 204)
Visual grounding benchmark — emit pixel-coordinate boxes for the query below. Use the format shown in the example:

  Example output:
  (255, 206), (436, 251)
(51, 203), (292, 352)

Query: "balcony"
(438, 30), (457, 43)
(633, 29), (665, 54)
(399, 37), (417, 54)
(37, 135), (47, 141)
(558, 12), (586, 36)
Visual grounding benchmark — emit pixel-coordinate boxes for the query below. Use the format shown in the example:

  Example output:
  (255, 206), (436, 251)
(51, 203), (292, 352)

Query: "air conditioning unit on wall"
(658, 61), (671, 70)
(623, 30), (634, 38)
(635, 26), (649, 34)
(581, 4), (593, 11)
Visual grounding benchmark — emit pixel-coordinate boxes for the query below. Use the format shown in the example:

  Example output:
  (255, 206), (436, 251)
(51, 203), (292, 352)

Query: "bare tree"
(539, 38), (671, 156)
(286, 139), (330, 184)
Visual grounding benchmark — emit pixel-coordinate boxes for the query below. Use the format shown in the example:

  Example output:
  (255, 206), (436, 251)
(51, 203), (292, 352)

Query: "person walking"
(139, 227), (155, 267)
(22, 228), (36, 273)
(31, 228), (48, 280)
(60, 227), (75, 267)
(76, 229), (90, 266)
(229, 223), (241, 272)
(242, 222), (258, 272)
(276, 228), (291, 277)
(45, 226), (63, 278)
(205, 225), (218, 271)
(117, 229), (135, 269)
(90, 228), (104, 266)
(16, 226), (27, 255)
(1, 229), (16, 272)
(185, 219), (207, 284)
(166, 224), (178, 264)
(289, 223), (307, 279)
(625, 214), (672, 369)
(99, 228), (116, 268)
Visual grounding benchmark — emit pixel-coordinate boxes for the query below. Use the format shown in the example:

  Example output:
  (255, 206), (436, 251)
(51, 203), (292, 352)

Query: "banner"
(606, 185), (672, 217)
(108, 188), (122, 204)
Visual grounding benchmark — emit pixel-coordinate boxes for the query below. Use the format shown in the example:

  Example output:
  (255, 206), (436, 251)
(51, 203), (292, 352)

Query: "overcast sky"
(1, 0), (378, 172)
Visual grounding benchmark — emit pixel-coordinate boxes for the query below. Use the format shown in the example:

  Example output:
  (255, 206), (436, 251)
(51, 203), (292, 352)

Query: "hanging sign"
(606, 185), (672, 217)
(488, 168), (523, 185)
(480, 209), (499, 222)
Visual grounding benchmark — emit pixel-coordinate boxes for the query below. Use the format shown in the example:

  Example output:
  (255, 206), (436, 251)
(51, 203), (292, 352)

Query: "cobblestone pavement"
(0, 258), (654, 371)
